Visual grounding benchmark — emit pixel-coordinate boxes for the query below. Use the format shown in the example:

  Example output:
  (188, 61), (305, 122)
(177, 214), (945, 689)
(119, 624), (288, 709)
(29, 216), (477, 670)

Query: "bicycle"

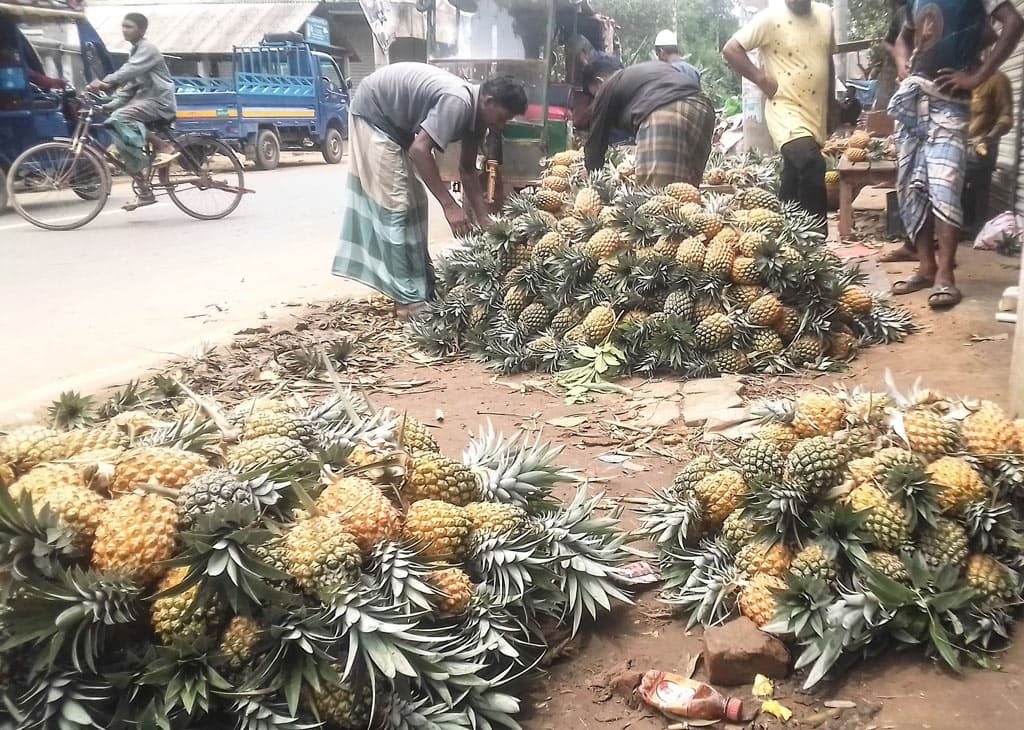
(5, 94), (253, 231)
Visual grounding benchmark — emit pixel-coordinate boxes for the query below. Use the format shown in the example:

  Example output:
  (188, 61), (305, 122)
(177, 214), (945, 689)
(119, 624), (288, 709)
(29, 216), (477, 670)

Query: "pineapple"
(518, 302), (553, 334)
(789, 543), (838, 583)
(864, 550), (910, 583)
(900, 409), (958, 460)
(693, 299), (724, 321)
(847, 484), (911, 550)
(549, 151), (579, 168)
(111, 447), (210, 495)
(792, 392), (847, 438)
(404, 454), (481, 506)
(533, 231), (565, 259)
(960, 402), (1020, 463)
(583, 228), (624, 261)
(692, 211), (724, 241)
(828, 332), (859, 360)
(534, 189), (566, 213)
(735, 540), (794, 578)
(839, 286), (874, 318)
(736, 231), (767, 257)
(965, 554), (1017, 605)
(316, 476), (402, 552)
(402, 499), (471, 561)
(738, 573), (785, 627)
(664, 182), (701, 205)
(91, 494), (179, 585)
(736, 187), (781, 212)
(574, 305), (616, 344)
(848, 130), (871, 149)
(652, 235), (680, 259)
(751, 329), (785, 355)
(785, 436), (844, 493)
(746, 293), (783, 326)
(541, 175), (569, 193)
(722, 510), (758, 550)
(730, 284), (764, 308)
(574, 187), (604, 217)
(730, 256), (761, 286)
(703, 240), (736, 279)
(502, 285), (530, 318)
(694, 469), (748, 525)
(427, 568), (475, 614)
(551, 307), (585, 338)
(29, 482), (106, 550)
(694, 313), (734, 351)
(674, 454), (721, 493)
(283, 516), (362, 594)
(747, 208), (786, 234)
(400, 415), (440, 454)
(713, 349), (750, 374)
(675, 236), (707, 268)
(736, 440), (785, 480)
(227, 437), (310, 470)
(242, 410), (316, 446)
(176, 469), (258, 529)
(307, 674), (377, 730)
(844, 147), (868, 163)
(662, 290), (695, 320)
(464, 501), (528, 538)
(219, 615), (263, 670)
(9, 463), (85, 501)
(773, 306), (803, 341)
(151, 567), (222, 644)
(916, 517), (969, 570)
(789, 335), (825, 366)
(847, 457), (877, 485)
(926, 457), (987, 514)
(0, 425), (61, 470)
(756, 422), (800, 455)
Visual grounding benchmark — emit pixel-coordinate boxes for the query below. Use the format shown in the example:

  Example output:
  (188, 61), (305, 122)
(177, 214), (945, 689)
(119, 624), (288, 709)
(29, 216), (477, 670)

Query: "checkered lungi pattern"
(887, 78), (969, 238)
(634, 94), (715, 187)
(332, 116), (432, 304)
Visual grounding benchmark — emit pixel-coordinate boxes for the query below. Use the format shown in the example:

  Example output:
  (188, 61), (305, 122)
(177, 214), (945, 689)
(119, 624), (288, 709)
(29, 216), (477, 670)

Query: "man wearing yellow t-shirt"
(723, 0), (836, 234)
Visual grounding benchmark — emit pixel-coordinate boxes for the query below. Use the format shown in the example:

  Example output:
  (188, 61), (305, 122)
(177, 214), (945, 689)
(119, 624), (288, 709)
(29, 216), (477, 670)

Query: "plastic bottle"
(637, 670), (744, 723)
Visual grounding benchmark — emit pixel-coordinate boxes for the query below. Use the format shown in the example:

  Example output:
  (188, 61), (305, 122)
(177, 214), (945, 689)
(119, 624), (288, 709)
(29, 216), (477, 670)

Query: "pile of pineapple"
(640, 380), (1024, 688)
(410, 149), (912, 380)
(0, 390), (632, 729)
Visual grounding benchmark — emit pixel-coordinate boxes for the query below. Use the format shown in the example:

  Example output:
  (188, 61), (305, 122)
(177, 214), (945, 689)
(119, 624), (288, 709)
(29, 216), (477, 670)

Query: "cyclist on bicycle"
(86, 13), (177, 211)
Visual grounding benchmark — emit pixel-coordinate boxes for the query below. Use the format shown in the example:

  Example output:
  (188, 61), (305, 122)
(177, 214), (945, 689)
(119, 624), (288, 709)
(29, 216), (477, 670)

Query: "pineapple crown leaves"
(466, 528), (557, 606)
(462, 424), (578, 509)
(852, 301), (916, 345)
(227, 696), (321, 730)
(962, 500), (1022, 554)
(632, 487), (703, 550)
(12, 671), (118, 730)
(140, 642), (233, 718)
(445, 596), (546, 670)
(0, 488), (80, 588)
(0, 567), (144, 674)
(163, 508), (296, 614)
(878, 462), (941, 532)
(447, 688), (522, 730)
(946, 605), (1014, 662)
(761, 575), (836, 643)
(776, 200), (826, 249)
(364, 540), (441, 615)
(744, 476), (814, 545)
(808, 506), (870, 568)
(99, 380), (146, 420)
(385, 694), (474, 730)
(658, 538), (743, 630)
(48, 391), (97, 431)
(531, 489), (634, 636)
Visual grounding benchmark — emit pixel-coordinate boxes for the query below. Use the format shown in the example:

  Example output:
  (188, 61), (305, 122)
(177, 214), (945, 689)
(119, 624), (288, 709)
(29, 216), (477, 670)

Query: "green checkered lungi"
(332, 116), (432, 304)
(634, 94), (715, 187)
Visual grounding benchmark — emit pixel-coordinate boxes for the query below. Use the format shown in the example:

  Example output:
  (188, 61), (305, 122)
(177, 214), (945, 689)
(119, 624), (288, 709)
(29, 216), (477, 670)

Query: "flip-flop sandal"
(928, 286), (962, 309)
(892, 276), (934, 295)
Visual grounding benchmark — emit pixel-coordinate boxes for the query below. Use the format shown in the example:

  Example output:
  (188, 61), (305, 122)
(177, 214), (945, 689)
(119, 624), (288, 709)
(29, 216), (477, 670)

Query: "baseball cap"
(654, 30), (677, 47)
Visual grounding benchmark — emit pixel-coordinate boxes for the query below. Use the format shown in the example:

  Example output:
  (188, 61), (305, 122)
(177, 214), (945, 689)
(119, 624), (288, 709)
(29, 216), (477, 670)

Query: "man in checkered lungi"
(581, 56), (715, 187)
(887, 0), (1022, 308)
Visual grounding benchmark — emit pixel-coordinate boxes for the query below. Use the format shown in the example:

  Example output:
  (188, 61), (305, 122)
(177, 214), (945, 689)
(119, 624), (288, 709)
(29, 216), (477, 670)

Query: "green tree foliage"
(597, 0), (741, 104)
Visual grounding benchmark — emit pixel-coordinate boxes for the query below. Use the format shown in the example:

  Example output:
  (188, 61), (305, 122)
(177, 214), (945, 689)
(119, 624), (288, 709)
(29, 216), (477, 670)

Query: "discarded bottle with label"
(638, 670), (744, 723)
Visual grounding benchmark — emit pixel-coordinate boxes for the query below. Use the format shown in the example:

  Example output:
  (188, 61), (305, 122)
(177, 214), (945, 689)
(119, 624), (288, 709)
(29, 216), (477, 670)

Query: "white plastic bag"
(973, 211), (1024, 250)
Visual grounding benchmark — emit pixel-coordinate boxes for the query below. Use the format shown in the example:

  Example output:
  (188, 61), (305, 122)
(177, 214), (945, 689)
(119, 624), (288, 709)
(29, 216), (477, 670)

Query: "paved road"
(0, 159), (452, 421)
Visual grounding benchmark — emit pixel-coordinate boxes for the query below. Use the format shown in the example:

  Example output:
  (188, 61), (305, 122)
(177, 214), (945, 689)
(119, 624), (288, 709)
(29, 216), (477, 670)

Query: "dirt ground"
(8, 229), (1021, 728)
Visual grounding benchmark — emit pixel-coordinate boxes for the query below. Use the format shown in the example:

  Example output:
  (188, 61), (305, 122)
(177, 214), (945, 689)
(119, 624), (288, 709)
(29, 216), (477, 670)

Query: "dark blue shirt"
(907, 0), (997, 78)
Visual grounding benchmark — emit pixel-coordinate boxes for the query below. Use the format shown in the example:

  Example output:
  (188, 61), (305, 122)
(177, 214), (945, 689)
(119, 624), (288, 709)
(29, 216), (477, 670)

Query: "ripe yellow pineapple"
(283, 516), (362, 594)
(583, 228), (625, 261)
(534, 231), (565, 259)
(847, 484), (911, 550)
(403, 500), (471, 561)
(773, 305), (803, 340)
(847, 456), (877, 485)
(844, 147), (868, 163)
(404, 454), (481, 506)
(848, 130), (871, 149)
(694, 313), (734, 351)
(316, 476), (402, 552)
(399, 415), (440, 454)
(736, 540), (794, 578)
(534, 189), (566, 213)
(549, 151), (581, 168)
(91, 494), (179, 585)
(730, 256), (761, 286)
(839, 286), (873, 318)
(746, 293), (783, 326)
(541, 175), (569, 192)
(0, 425), (62, 470)
(900, 409), (958, 461)
(792, 392), (847, 438)
(736, 231), (767, 257)
(703, 239), (736, 279)
(828, 332), (858, 360)
(568, 305), (616, 345)
(965, 554), (1017, 605)
(574, 187), (604, 216)
(428, 567), (475, 614)
(227, 437), (311, 470)
(111, 447), (210, 495)
(694, 469), (747, 524)
(9, 463), (85, 501)
(151, 567), (223, 644)
(738, 573), (786, 627)
(30, 482), (106, 550)
(652, 235), (681, 259)
(926, 457), (987, 514)
(757, 422), (800, 455)
(219, 615), (263, 670)
(464, 502), (528, 538)
(664, 182), (701, 204)
(692, 211), (724, 240)
(675, 236), (707, 268)
(960, 402), (1020, 463)
(242, 410), (316, 446)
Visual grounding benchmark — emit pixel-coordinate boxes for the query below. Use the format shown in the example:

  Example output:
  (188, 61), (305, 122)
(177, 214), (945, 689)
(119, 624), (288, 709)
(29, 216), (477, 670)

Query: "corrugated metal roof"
(86, 2), (320, 55)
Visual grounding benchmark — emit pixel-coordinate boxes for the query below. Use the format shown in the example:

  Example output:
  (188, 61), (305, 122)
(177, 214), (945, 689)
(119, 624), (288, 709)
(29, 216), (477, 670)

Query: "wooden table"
(837, 158), (897, 239)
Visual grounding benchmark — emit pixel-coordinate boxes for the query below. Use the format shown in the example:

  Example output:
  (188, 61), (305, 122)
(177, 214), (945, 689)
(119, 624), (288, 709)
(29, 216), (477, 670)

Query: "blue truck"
(173, 36), (350, 171)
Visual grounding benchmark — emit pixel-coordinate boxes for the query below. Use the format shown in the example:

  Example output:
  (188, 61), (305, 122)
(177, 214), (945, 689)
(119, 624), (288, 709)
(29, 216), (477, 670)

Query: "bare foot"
(394, 302), (426, 321)
(879, 245), (918, 263)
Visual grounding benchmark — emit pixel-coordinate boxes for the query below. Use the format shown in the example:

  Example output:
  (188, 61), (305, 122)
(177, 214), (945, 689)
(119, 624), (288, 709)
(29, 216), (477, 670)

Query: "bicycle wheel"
(8, 142), (110, 230)
(160, 137), (246, 220)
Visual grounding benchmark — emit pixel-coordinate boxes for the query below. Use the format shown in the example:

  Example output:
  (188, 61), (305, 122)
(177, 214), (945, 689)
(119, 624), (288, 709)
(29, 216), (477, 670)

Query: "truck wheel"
(254, 129), (280, 170)
(322, 128), (345, 164)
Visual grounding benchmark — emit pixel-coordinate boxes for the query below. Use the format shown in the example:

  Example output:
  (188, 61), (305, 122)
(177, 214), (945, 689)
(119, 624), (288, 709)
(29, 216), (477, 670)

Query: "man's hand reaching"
(443, 202), (473, 238)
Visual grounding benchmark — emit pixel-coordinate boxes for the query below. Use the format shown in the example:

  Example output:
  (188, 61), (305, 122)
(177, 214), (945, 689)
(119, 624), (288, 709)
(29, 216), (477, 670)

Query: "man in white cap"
(654, 30), (701, 87)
